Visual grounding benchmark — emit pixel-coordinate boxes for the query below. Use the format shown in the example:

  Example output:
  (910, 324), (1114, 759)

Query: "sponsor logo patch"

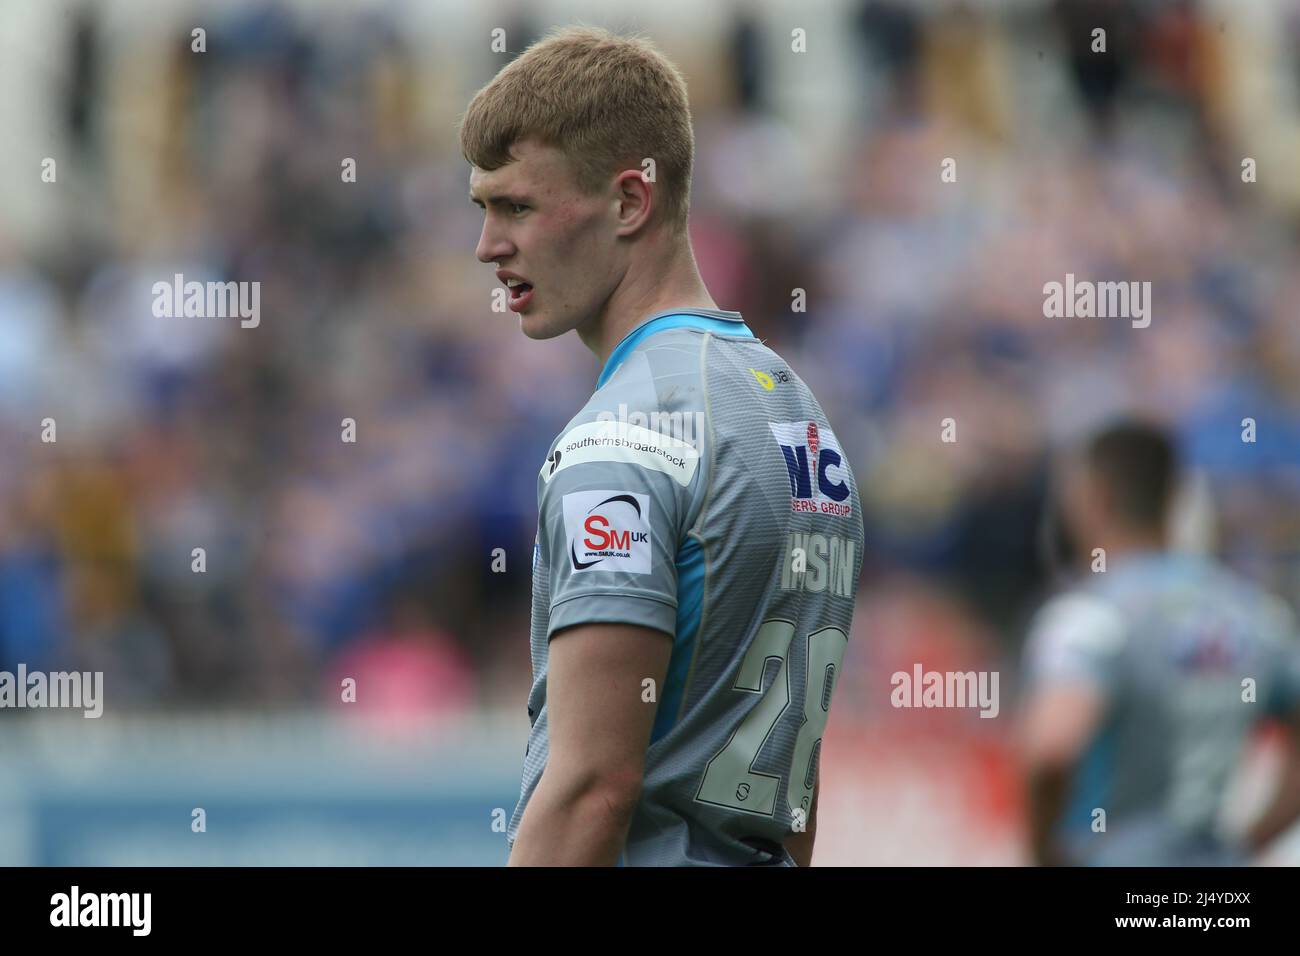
(562, 490), (652, 574)
(542, 420), (700, 487)
(748, 367), (790, 391)
(769, 421), (853, 518)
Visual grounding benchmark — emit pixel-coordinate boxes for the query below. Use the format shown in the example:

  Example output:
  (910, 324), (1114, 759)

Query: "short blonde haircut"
(459, 25), (695, 233)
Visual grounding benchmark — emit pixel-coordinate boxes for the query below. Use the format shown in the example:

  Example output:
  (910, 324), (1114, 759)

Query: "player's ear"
(612, 168), (653, 236)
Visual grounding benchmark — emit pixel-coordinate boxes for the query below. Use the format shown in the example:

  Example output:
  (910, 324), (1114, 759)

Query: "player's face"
(470, 139), (619, 341)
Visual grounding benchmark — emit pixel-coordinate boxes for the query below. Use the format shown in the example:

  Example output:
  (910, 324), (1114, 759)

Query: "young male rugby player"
(461, 25), (864, 866)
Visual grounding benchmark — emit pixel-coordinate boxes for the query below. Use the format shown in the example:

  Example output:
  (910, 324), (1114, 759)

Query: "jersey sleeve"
(1022, 592), (1127, 695)
(536, 402), (707, 640)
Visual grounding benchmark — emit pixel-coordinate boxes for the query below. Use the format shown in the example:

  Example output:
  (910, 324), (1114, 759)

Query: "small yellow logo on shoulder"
(749, 368), (775, 391)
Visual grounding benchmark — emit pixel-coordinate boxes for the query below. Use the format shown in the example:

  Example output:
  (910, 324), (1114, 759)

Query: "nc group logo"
(769, 421), (852, 518)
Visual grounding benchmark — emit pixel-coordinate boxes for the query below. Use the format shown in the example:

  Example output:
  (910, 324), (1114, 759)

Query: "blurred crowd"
(1, 0), (1299, 718)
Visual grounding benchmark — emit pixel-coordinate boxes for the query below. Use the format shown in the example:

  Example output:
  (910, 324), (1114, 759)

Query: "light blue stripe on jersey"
(651, 536), (705, 745)
(1064, 723), (1115, 841)
(597, 310), (755, 389)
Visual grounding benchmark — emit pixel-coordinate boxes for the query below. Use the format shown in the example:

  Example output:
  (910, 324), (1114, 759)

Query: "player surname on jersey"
(781, 532), (856, 599)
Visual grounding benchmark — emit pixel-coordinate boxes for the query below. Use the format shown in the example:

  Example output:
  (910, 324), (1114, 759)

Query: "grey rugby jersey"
(507, 309), (864, 866)
(1023, 550), (1300, 865)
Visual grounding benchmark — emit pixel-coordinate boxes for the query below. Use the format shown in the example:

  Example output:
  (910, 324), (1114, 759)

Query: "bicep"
(545, 622), (673, 783)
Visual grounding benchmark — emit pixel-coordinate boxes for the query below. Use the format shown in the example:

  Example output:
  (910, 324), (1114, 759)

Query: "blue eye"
(510, 203), (528, 215)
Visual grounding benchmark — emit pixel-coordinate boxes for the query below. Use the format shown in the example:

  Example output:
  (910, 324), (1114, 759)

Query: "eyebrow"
(469, 192), (530, 208)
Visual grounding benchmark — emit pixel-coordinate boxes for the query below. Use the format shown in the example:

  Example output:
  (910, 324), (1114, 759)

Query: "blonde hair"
(459, 25), (695, 233)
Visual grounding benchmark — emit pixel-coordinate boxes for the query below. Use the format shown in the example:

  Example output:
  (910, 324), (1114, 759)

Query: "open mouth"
(505, 278), (534, 312)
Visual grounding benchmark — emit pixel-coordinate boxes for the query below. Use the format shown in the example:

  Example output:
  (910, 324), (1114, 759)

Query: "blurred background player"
(1022, 421), (1300, 865)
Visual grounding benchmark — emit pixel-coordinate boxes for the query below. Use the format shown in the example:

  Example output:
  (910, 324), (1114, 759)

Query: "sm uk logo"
(768, 421), (853, 518)
(561, 490), (652, 574)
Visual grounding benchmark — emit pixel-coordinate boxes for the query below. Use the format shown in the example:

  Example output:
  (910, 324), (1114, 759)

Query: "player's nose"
(476, 219), (513, 264)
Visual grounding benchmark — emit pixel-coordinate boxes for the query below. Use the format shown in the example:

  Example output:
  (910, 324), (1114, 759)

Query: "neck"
(578, 237), (719, 368)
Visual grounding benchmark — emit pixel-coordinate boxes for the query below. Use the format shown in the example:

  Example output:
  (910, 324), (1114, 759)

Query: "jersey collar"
(596, 309), (754, 389)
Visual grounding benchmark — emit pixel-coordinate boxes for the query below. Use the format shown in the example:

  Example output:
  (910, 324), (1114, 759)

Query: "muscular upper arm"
(545, 622), (673, 789)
